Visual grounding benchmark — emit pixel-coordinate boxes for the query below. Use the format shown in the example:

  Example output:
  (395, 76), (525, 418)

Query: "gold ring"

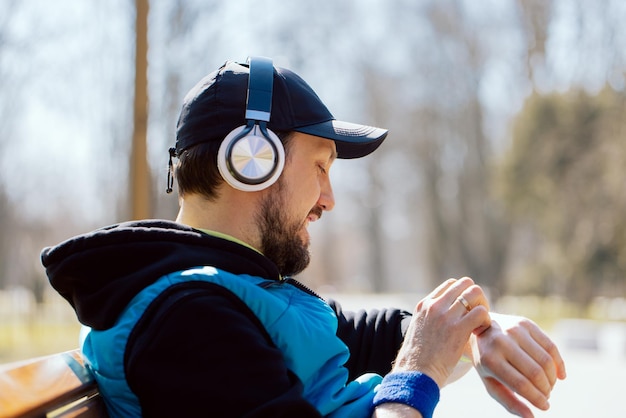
(457, 296), (472, 312)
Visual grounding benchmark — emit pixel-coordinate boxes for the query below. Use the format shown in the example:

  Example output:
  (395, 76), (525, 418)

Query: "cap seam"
(214, 62), (227, 135)
(275, 70), (293, 130)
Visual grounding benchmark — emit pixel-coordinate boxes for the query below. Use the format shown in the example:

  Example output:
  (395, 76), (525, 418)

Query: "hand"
(469, 313), (567, 418)
(392, 277), (491, 387)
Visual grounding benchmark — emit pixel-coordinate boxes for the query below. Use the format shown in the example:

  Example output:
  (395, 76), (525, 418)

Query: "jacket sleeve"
(124, 282), (321, 418)
(328, 299), (413, 381)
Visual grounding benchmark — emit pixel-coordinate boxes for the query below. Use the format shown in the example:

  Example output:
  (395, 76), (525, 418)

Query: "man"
(42, 57), (565, 418)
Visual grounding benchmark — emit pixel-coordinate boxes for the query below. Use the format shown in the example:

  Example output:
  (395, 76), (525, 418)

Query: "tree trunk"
(130, 0), (150, 220)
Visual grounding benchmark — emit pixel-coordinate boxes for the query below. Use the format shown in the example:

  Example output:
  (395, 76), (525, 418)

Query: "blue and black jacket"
(42, 220), (411, 417)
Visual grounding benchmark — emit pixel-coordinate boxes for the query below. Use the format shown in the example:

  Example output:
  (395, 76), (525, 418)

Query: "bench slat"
(0, 350), (107, 418)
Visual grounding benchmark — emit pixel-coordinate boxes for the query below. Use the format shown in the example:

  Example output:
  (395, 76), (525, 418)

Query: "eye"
(318, 164), (327, 175)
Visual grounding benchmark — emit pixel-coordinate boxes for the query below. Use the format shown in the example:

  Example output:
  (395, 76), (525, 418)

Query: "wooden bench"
(0, 349), (108, 418)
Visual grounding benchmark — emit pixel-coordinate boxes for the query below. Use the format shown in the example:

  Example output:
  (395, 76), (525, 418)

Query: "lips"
(300, 206), (323, 244)
(307, 206), (323, 223)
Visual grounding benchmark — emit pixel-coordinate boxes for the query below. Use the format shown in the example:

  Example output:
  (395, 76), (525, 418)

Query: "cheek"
(303, 176), (323, 207)
(292, 188), (318, 218)
(284, 168), (320, 205)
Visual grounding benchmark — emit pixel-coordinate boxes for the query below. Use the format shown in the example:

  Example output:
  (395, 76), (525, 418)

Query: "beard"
(256, 184), (312, 277)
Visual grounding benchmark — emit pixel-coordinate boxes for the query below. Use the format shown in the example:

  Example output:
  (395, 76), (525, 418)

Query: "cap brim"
(294, 120), (388, 159)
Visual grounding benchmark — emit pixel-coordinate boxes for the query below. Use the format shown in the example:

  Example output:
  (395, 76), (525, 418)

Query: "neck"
(175, 191), (263, 251)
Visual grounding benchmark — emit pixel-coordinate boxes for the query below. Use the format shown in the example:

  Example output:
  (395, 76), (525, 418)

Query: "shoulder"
(129, 281), (274, 352)
(122, 281), (314, 416)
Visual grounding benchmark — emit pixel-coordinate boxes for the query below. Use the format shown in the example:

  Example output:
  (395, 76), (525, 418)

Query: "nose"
(318, 178), (335, 212)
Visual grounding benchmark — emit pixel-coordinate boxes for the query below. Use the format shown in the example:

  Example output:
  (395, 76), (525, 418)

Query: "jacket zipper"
(259, 277), (323, 300)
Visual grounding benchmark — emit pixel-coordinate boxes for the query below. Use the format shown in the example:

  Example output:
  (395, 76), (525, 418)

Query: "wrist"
(373, 371), (440, 418)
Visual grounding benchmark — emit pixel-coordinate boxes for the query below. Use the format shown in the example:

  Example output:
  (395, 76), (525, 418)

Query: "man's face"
(256, 133), (336, 276)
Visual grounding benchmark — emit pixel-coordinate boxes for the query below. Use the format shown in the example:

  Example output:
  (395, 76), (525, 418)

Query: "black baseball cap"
(174, 60), (387, 159)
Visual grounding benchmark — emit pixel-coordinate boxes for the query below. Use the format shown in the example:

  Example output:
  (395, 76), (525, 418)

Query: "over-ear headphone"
(217, 56), (285, 192)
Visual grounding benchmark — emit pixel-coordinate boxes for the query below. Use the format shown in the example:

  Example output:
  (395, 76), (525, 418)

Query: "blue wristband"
(372, 371), (440, 418)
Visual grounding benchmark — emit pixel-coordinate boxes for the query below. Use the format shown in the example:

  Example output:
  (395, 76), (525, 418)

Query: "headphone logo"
(217, 56), (285, 192)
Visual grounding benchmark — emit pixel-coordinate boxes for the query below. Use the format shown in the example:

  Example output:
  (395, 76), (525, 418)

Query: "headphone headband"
(245, 56), (274, 122)
(216, 56), (285, 192)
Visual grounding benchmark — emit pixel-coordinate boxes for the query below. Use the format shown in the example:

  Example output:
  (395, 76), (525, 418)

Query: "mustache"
(309, 206), (323, 221)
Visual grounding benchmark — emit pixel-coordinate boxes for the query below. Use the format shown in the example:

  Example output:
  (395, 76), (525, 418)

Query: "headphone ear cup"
(217, 125), (285, 192)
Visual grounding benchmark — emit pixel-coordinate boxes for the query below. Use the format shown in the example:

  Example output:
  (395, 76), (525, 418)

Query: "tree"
(497, 86), (626, 306)
(130, 0), (151, 220)
(373, 0), (514, 297)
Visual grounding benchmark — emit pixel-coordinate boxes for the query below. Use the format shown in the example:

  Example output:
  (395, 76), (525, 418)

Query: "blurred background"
(0, 0), (625, 416)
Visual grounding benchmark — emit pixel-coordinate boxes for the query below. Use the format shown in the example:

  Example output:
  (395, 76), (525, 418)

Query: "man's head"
(171, 57), (387, 275)
(172, 58), (387, 196)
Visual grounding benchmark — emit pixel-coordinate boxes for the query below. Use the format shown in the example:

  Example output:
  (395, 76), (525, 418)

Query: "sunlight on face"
(256, 133), (336, 276)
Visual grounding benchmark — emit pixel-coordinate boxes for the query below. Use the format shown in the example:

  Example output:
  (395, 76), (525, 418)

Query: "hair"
(174, 130), (294, 200)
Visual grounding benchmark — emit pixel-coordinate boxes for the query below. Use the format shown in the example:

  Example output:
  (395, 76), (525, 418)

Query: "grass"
(0, 293), (83, 364)
(0, 320), (82, 363)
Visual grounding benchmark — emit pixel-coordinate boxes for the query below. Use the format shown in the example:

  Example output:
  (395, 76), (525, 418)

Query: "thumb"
(465, 305), (491, 335)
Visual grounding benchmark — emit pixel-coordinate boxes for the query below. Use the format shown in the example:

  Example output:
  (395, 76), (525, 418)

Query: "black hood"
(41, 220), (280, 330)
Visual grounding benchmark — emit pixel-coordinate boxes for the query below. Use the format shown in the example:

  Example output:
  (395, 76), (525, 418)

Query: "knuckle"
(507, 326), (522, 338)
(465, 284), (484, 299)
(537, 351), (554, 370)
(541, 334), (557, 353)
(527, 363), (546, 383)
(511, 375), (535, 396)
(415, 299), (426, 311)
(506, 373), (525, 391)
(480, 345), (504, 368)
(469, 306), (490, 323)
(491, 334), (510, 351)
(481, 354), (499, 370)
(520, 317), (538, 330)
(459, 276), (475, 285)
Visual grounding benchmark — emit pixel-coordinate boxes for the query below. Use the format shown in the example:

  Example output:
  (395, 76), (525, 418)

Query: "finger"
(505, 339), (553, 400)
(527, 323), (567, 381)
(462, 305), (492, 334)
(514, 329), (558, 390)
(498, 354), (551, 411)
(429, 278), (458, 299)
(458, 284), (491, 312)
(455, 295), (472, 313)
(438, 276), (475, 305)
(482, 376), (534, 418)
(414, 279), (458, 314)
